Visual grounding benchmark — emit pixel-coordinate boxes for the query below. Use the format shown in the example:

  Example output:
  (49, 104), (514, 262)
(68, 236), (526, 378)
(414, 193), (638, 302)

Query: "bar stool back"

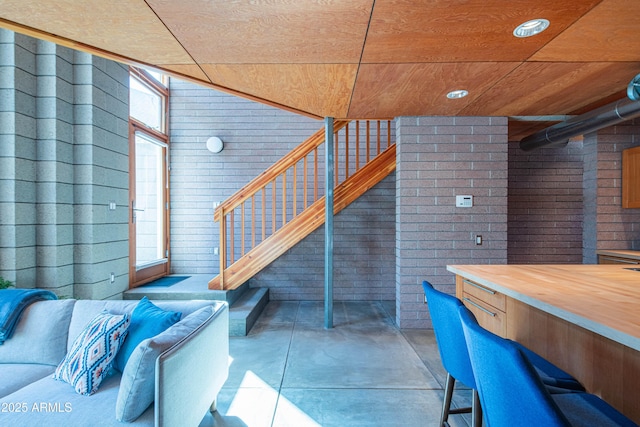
(423, 281), (482, 427)
(458, 305), (638, 427)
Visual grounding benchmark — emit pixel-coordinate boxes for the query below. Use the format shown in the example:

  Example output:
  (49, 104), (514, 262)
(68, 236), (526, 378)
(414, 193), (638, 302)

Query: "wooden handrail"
(209, 143), (396, 290)
(212, 119), (394, 290)
(213, 120), (350, 222)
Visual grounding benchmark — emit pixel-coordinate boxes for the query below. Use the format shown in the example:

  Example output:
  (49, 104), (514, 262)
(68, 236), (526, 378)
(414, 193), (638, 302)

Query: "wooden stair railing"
(209, 120), (395, 290)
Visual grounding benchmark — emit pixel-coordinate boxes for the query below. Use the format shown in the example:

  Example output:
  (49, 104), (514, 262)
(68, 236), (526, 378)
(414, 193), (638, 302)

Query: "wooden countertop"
(446, 264), (640, 351)
(597, 249), (640, 261)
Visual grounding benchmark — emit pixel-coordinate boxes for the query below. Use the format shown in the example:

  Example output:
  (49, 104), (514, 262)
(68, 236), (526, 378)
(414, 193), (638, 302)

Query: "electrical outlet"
(213, 247), (219, 255)
(110, 272), (115, 283)
(108, 201), (117, 210)
(475, 235), (483, 245)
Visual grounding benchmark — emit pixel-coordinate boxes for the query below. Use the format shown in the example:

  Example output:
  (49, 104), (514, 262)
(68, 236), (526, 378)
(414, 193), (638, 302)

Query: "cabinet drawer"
(461, 278), (505, 311)
(462, 293), (506, 337)
(598, 255), (640, 265)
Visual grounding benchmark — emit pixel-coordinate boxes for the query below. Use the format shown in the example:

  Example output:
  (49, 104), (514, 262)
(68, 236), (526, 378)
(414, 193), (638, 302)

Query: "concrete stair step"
(123, 274), (268, 336)
(229, 287), (269, 337)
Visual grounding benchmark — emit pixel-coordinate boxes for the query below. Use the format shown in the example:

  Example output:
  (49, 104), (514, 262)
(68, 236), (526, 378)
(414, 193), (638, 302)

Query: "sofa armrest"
(154, 301), (229, 427)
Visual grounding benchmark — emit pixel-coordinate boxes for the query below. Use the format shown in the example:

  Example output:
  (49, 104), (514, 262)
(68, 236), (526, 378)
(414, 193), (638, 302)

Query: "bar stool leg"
(440, 373), (456, 426)
(472, 389), (482, 427)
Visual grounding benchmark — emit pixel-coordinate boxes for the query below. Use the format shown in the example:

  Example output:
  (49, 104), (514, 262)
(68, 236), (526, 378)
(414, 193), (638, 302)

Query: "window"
(130, 77), (164, 131)
(129, 68), (170, 287)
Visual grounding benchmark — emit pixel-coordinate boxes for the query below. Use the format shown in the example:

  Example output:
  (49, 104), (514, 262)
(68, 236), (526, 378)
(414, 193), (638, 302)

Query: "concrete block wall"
(395, 116), (508, 328)
(508, 141), (585, 263)
(0, 30), (129, 298)
(169, 79), (396, 301)
(34, 39), (75, 295)
(0, 31), (38, 288)
(583, 119), (640, 262)
(72, 52), (129, 299)
(249, 174), (395, 300)
(169, 79), (321, 274)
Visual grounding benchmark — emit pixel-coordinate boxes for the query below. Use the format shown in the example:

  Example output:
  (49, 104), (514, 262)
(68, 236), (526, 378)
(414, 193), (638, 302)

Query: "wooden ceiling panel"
(0, 0), (636, 126)
(362, 0), (602, 63)
(146, 0), (372, 64)
(462, 62), (640, 116)
(160, 65), (211, 84)
(0, 0), (194, 65)
(348, 62), (520, 118)
(201, 64), (358, 118)
(532, 0), (640, 62)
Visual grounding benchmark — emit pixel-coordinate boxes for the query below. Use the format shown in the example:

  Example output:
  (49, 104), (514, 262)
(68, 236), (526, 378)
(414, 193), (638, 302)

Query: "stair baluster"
(210, 120), (395, 290)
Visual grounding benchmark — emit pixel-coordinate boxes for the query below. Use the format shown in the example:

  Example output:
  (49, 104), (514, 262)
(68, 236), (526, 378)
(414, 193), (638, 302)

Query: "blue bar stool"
(422, 281), (584, 427)
(458, 304), (638, 427)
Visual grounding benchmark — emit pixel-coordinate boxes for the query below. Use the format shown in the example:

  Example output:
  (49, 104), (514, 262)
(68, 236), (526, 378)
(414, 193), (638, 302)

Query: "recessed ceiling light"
(513, 19), (550, 38)
(446, 90), (469, 99)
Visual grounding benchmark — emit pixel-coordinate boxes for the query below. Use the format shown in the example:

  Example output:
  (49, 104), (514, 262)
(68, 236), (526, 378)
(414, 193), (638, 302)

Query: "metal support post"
(324, 117), (334, 329)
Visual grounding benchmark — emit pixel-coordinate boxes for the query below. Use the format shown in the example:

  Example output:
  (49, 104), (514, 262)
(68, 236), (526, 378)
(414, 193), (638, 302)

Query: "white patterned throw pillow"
(54, 310), (130, 395)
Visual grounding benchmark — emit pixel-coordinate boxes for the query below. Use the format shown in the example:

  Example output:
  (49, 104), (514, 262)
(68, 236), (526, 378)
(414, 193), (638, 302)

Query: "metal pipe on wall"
(519, 97), (640, 152)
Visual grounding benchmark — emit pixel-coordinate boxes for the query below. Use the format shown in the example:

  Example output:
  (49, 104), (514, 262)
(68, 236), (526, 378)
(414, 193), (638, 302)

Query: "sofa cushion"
(113, 297), (181, 373)
(0, 364), (55, 398)
(54, 311), (130, 396)
(0, 299), (75, 366)
(116, 306), (215, 422)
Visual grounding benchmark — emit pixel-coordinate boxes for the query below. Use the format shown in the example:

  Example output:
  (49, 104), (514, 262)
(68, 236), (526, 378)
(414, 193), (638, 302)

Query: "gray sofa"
(0, 298), (229, 427)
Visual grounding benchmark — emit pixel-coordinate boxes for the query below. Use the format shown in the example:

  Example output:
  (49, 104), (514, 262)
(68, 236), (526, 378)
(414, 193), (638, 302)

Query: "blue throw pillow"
(113, 297), (181, 372)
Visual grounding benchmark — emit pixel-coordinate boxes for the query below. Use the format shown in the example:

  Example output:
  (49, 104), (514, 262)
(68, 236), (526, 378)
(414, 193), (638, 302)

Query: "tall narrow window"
(134, 132), (166, 266)
(129, 68), (170, 287)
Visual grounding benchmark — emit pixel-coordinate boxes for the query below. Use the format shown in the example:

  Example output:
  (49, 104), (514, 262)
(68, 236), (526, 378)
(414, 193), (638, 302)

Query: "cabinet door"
(623, 146), (640, 208)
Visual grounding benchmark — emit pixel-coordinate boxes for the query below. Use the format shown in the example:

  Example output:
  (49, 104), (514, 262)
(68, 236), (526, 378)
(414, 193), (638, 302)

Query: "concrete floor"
(211, 301), (473, 427)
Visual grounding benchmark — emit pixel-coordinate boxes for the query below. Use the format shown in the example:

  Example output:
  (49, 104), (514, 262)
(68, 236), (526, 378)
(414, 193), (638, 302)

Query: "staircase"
(209, 119), (396, 291)
(126, 120), (396, 336)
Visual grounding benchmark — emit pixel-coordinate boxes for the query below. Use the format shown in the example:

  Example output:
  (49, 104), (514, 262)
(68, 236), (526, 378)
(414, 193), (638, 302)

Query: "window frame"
(128, 67), (171, 288)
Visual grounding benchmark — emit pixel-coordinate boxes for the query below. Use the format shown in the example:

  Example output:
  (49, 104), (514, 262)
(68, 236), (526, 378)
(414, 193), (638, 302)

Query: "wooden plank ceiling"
(1, 0), (639, 141)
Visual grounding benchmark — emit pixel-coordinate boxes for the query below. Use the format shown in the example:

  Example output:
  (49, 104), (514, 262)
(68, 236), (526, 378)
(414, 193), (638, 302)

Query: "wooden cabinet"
(623, 145), (640, 208)
(456, 276), (506, 336)
(449, 264), (640, 424)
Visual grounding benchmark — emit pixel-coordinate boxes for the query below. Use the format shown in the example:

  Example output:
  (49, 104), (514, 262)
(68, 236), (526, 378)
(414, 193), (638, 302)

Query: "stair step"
(229, 287), (269, 336)
(123, 274), (267, 335)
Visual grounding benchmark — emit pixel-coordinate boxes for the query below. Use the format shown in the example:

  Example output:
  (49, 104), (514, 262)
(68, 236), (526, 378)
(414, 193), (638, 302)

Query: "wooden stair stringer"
(208, 143), (396, 290)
